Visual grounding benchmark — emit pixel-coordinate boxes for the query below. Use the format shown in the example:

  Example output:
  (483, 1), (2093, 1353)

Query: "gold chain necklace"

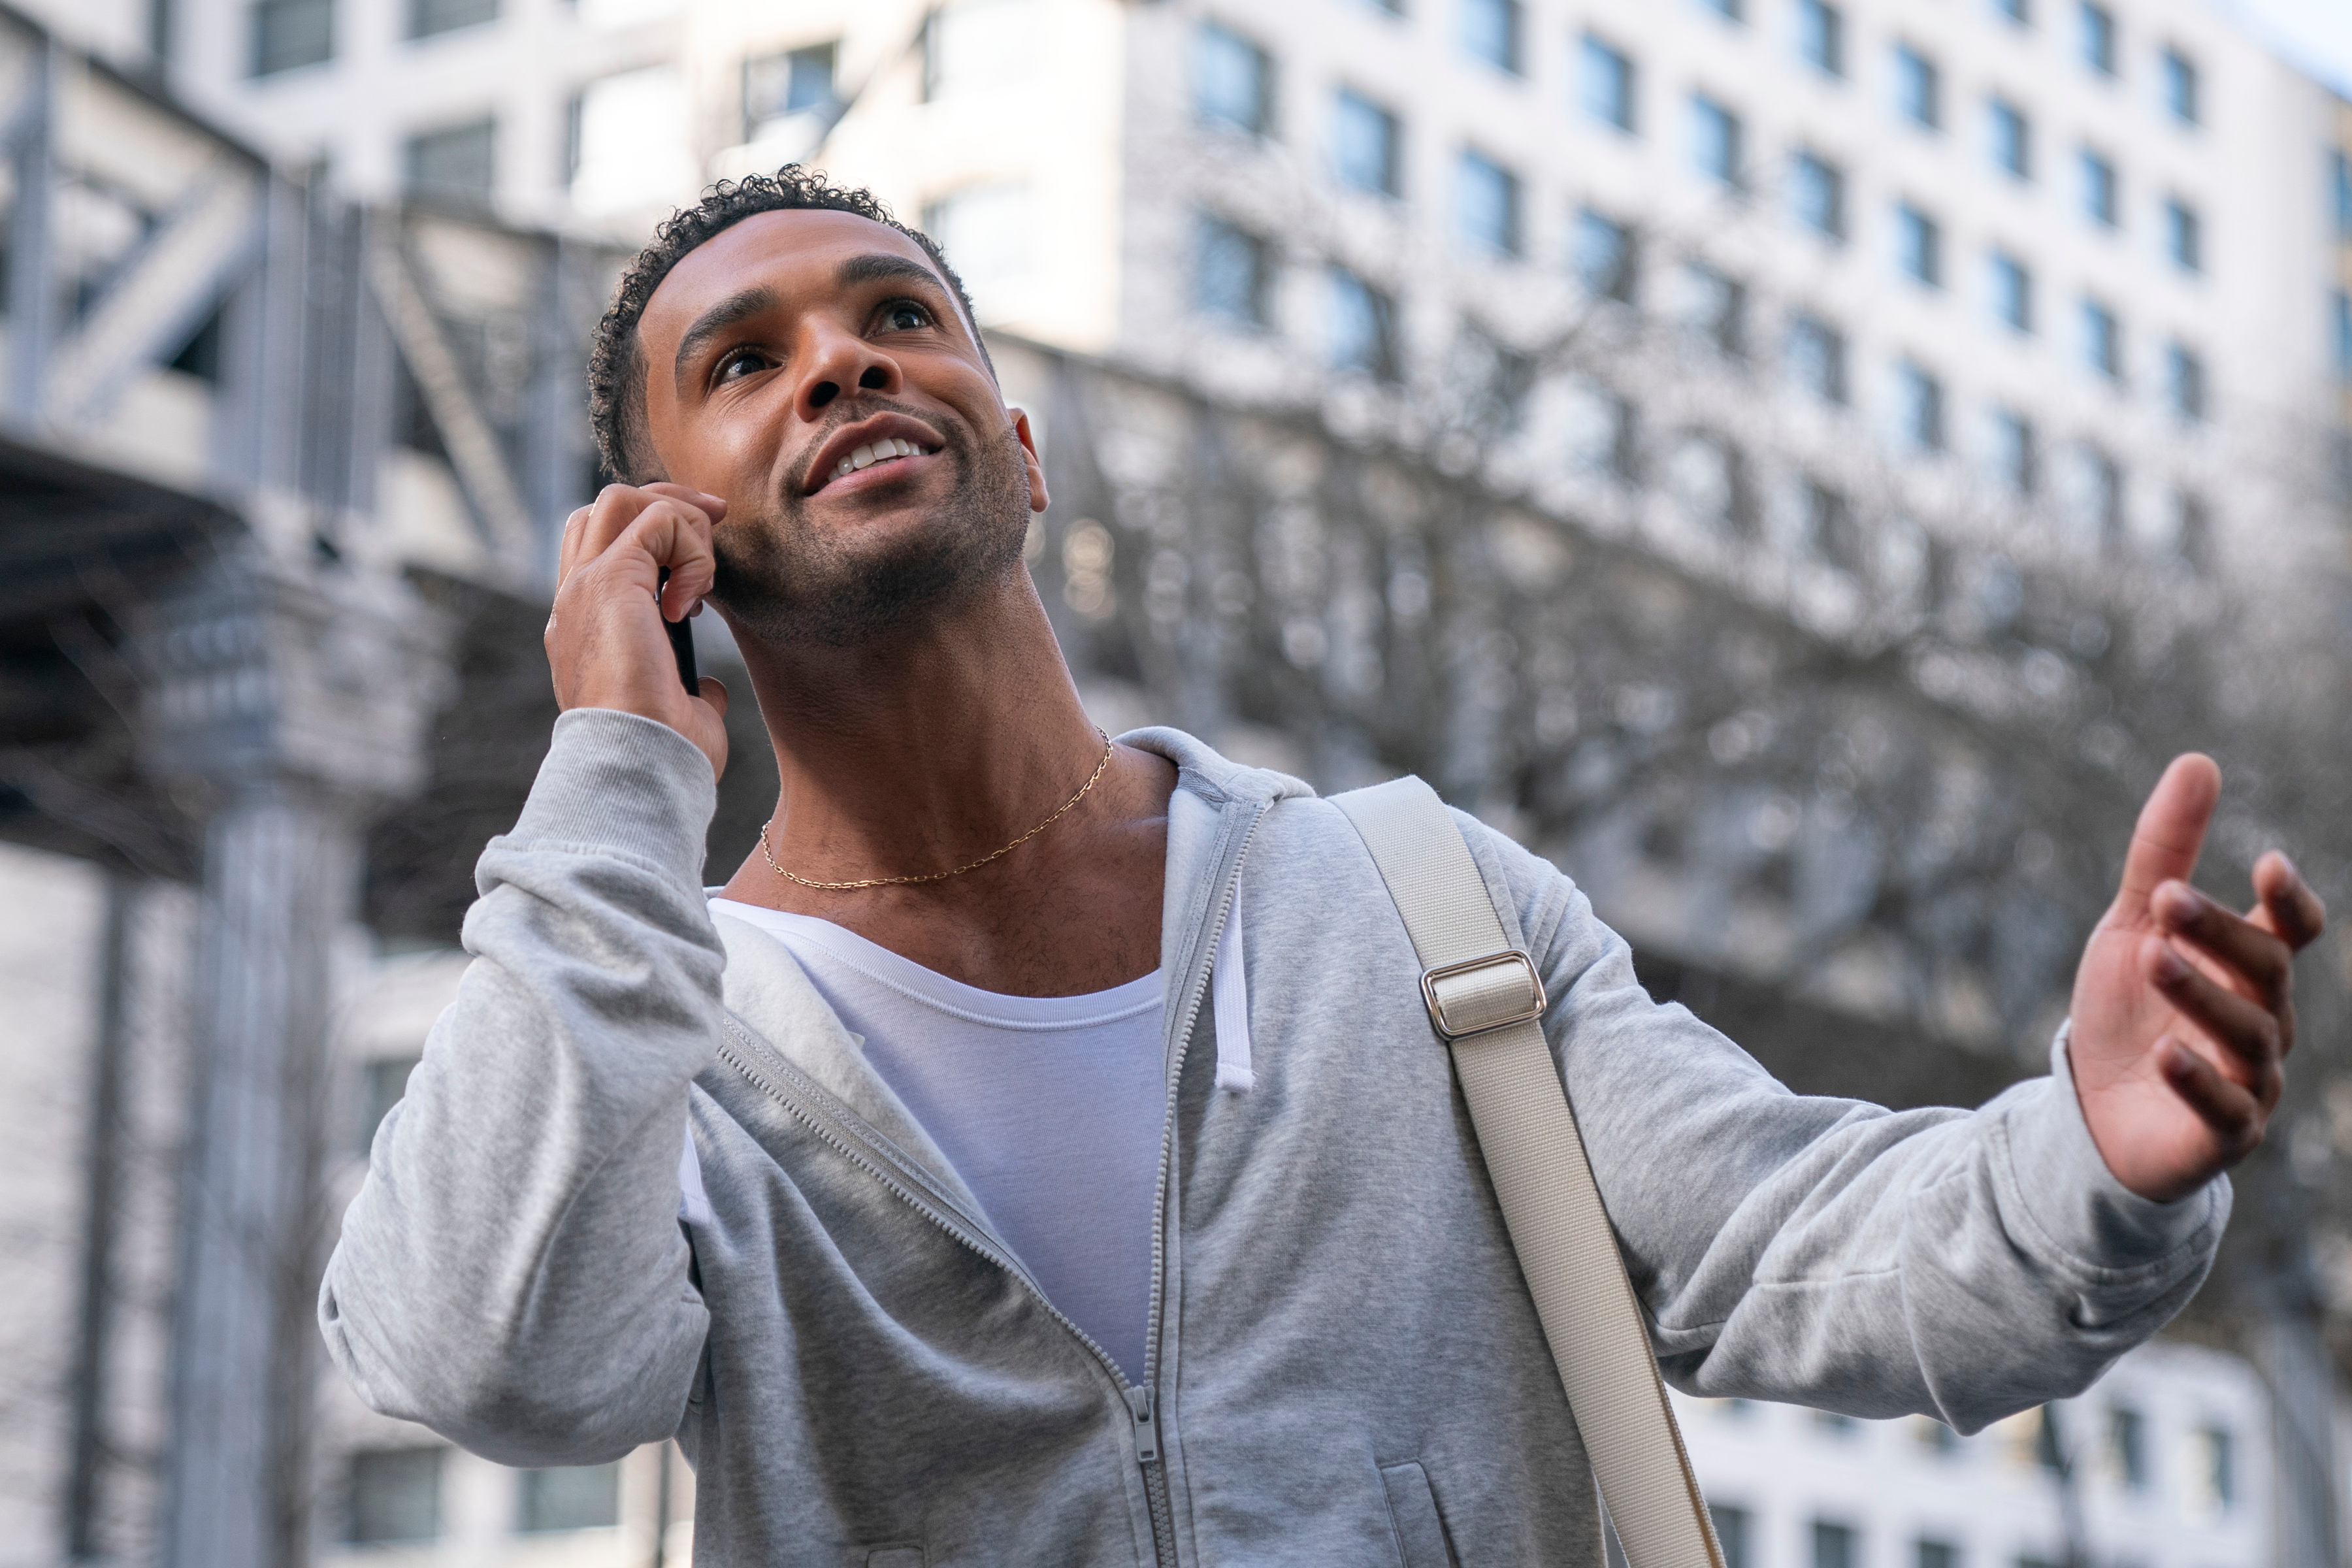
(759, 730), (1115, 891)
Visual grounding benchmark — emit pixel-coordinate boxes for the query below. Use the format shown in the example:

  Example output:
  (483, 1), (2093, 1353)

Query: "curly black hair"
(586, 167), (987, 482)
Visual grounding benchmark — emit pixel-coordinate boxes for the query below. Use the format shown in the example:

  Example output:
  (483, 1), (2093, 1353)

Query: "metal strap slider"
(1420, 949), (1548, 1039)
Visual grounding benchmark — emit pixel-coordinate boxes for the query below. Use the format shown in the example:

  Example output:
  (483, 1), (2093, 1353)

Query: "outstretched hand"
(2068, 755), (2327, 1203)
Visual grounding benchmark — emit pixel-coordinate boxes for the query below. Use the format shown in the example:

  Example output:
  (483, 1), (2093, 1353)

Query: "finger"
(2155, 1037), (2264, 1151)
(2110, 753), (2221, 924)
(556, 504), (592, 586)
(573, 483), (661, 566)
(2153, 880), (2291, 1009)
(2250, 851), (2328, 952)
(616, 504), (720, 620)
(2144, 934), (2284, 1077)
(639, 482), (728, 523)
(698, 674), (730, 719)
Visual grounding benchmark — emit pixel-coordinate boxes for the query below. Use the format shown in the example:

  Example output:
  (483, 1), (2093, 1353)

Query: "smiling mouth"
(832, 437), (938, 481)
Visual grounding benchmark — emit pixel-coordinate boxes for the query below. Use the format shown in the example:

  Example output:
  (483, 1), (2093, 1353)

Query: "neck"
(723, 567), (1107, 894)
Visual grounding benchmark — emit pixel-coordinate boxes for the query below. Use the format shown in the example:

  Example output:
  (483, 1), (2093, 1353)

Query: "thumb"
(2109, 753), (2221, 923)
(698, 674), (730, 720)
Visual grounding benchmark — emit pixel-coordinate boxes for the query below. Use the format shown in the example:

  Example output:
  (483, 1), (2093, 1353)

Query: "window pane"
(1333, 89), (1401, 195)
(2163, 48), (2199, 123)
(1814, 1520), (1859, 1568)
(1698, 0), (1744, 24)
(1691, 95), (1743, 186)
(2080, 297), (2121, 379)
(1895, 45), (1940, 129)
(404, 119), (496, 206)
(1196, 22), (1273, 135)
(2079, 149), (2117, 227)
(409, 0), (494, 39)
(1457, 148), (1521, 256)
(1582, 34), (1637, 133)
(1989, 99), (2031, 179)
(1994, 0), (2031, 25)
(349, 1448), (442, 1545)
(1895, 359), (1945, 451)
(2166, 199), (2202, 271)
(1195, 214), (1271, 327)
(1678, 263), (1746, 355)
(1897, 204), (1942, 286)
(1991, 251), (2034, 333)
(744, 42), (838, 137)
(1461, 0), (1522, 73)
(922, 183), (1029, 321)
(1919, 1539), (1961, 1568)
(1574, 209), (1638, 303)
(1988, 407), (2037, 494)
(2110, 1406), (2149, 1488)
(1797, 0), (1844, 76)
(1790, 152), (1846, 240)
(1710, 1503), (1753, 1568)
(517, 1463), (620, 1533)
(2336, 154), (2352, 239)
(252, 0), (333, 75)
(2080, 1), (2116, 75)
(1327, 266), (1398, 379)
(1787, 314), (1848, 404)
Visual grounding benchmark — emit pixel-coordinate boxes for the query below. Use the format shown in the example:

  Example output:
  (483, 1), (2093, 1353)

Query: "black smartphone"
(657, 568), (699, 694)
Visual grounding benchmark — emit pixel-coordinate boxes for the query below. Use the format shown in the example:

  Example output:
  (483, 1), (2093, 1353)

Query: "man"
(323, 169), (2326, 1565)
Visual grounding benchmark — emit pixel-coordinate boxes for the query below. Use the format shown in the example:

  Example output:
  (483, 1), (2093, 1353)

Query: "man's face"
(636, 208), (1044, 647)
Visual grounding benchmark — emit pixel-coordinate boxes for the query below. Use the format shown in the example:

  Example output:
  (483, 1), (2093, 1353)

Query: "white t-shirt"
(708, 900), (1168, 1382)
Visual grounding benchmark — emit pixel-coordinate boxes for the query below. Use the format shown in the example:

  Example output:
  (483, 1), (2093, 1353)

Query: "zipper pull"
(1126, 1386), (1160, 1464)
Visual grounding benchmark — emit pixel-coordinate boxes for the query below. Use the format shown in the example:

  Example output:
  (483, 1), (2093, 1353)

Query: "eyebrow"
(670, 252), (961, 396)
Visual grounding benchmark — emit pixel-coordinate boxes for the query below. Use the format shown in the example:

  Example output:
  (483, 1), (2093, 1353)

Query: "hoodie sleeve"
(1458, 813), (2226, 1433)
(319, 709), (725, 1466)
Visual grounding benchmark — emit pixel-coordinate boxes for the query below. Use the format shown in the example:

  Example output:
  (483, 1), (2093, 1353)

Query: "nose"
(794, 320), (902, 420)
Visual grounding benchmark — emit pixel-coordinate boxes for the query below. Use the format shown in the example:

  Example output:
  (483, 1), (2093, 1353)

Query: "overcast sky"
(2217, 0), (2352, 97)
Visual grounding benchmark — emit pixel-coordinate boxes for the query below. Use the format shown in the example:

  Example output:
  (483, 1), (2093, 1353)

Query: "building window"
(1195, 22), (1274, 136)
(1789, 151), (1846, 240)
(2162, 47), (2200, 124)
(1787, 312), (1849, 404)
(404, 119), (496, 207)
(2109, 1406), (2149, 1489)
(517, 1464), (620, 1533)
(1574, 208), (1638, 303)
(359, 1056), (420, 1156)
(2190, 1426), (2236, 1513)
(1327, 266), (1399, 380)
(743, 42), (836, 140)
(1989, 406), (2037, 495)
(251, 0), (332, 75)
(2333, 152), (2352, 238)
(2060, 444), (2124, 549)
(1669, 431), (1747, 530)
(1814, 1520), (1860, 1568)
(1797, 0), (1844, 77)
(2081, 296), (2122, 380)
(1918, 1540), (1961, 1568)
(1333, 88), (1401, 195)
(1993, 0), (2030, 25)
(2166, 341), (2208, 421)
(1565, 378), (1641, 479)
(1989, 97), (2031, 180)
(1461, 0), (1522, 74)
(923, 183), (1030, 319)
(1697, 0), (1744, 22)
(1691, 93), (1744, 188)
(1990, 250), (2033, 333)
(1711, 1503), (1754, 1568)
(1582, 33), (1637, 133)
(1895, 44), (1941, 130)
(2079, 2), (2117, 76)
(349, 1448), (442, 1545)
(1895, 359), (1946, 450)
(409, 0), (493, 40)
(2165, 197), (2202, 272)
(1896, 203), (1943, 286)
(2335, 289), (2352, 381)
(2080, 148), (2118, 227)
(1680, 261), (1746, 355)
(1196, 214), (1273, 328)
(1457, 148), (1522, 257)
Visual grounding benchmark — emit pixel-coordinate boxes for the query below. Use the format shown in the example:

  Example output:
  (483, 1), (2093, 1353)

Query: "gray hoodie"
(320, 710), (2226, 1567)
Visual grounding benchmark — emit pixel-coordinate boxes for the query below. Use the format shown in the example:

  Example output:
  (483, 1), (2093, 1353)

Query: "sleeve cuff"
(502, 709), (718, 890)
(1999, 1021), (2230, 1273)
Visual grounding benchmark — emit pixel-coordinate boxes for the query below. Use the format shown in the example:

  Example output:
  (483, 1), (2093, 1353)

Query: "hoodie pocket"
(1379, 1461), (1460, 1568)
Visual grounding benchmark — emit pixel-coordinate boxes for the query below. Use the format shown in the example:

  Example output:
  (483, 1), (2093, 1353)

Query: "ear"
(1008, 408), (1051, 514)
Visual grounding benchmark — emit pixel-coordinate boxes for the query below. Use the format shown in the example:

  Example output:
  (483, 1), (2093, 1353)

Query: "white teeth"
(830, 438), (932, 481)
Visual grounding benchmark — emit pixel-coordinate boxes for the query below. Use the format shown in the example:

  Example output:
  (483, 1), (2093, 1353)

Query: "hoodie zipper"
(1133, 798), (1270, 1568)
(717, 793), (1270, 1568)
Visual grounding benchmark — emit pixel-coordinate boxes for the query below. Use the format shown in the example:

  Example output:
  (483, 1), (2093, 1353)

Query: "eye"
(713, 347), (773, 385)
(881, 299), (934, 332)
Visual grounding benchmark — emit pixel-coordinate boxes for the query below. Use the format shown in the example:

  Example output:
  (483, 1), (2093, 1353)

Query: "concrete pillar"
(142, 547), (448, 1568)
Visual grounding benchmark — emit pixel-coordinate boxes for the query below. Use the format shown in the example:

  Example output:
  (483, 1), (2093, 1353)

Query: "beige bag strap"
(1333, 777), (1724, 1568)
